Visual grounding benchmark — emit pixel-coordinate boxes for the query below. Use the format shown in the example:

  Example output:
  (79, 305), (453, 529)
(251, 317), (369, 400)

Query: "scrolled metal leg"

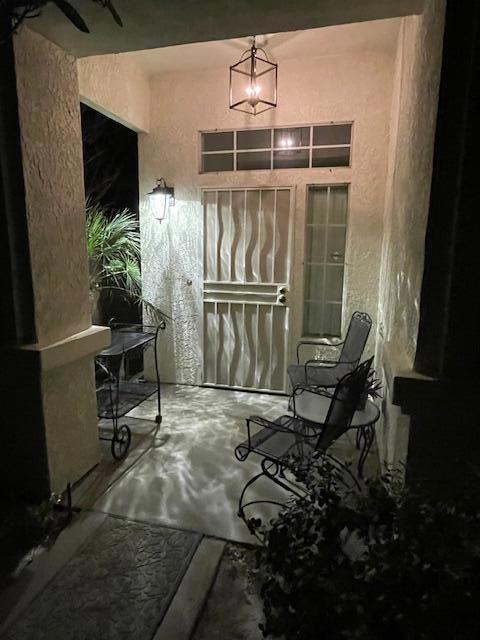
(238, 469), (266, 520)
(261, 459), (305, 499)
(357, 425), (374, 478)
(154, 326), (162, 424)
(356, 429), (362, 450)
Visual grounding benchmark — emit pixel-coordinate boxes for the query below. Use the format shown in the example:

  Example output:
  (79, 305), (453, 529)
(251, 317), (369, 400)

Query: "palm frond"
(85, 201), (168, 324)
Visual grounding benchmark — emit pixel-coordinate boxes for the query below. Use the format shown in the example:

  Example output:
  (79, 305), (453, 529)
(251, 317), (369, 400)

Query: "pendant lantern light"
(229, 36), (277, 116)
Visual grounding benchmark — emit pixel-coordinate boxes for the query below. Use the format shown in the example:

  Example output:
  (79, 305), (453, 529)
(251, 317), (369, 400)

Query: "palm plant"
(86, 202), (167, 325)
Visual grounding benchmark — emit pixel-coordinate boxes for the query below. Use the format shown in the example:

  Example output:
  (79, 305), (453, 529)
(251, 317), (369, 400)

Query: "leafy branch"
(1, 0), (122, 41)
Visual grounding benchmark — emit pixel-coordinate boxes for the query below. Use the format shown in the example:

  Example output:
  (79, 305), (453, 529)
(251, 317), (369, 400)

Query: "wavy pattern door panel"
(203, 188), (293, 392)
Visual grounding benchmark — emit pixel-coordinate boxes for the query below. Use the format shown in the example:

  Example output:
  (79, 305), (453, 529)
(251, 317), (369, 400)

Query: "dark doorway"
(81, 103), (141, 326)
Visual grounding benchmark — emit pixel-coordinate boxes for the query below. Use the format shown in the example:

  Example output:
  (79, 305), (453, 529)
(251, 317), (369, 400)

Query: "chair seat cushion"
(287, 362), (354, 388)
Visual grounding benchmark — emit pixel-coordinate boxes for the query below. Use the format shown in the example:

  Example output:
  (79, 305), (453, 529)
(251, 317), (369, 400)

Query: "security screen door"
(203, 188), (294, 392)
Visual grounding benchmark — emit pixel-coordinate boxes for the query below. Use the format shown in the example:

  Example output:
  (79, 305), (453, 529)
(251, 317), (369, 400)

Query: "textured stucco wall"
(138, 34), (399, 385)
(375, 0), (445, 467)
(78, 53), (150, 132)
(14, 27), (91, 346)
(13, 27), (100, 490)
(42, 357), (99, 493)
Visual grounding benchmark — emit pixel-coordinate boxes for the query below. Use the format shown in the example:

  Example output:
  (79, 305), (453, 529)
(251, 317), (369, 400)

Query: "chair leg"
(357, 425), (375, 478)
(238, 469), (267, 519)
(262, 463), (306, 500)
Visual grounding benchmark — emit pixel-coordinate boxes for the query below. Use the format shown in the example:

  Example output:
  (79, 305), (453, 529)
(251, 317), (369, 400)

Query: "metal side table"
(350, 399), (381, 478)
(290, 391), (381, 478)
(95, 322), (163, 460)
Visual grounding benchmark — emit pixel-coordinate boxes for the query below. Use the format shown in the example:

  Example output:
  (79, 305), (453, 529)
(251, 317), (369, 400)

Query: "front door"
(202, 187), (294, 392)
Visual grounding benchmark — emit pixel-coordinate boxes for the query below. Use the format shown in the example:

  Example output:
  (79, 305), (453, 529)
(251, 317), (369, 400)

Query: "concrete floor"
(0, 384), (378, 640)
(87, 384), (375, 544)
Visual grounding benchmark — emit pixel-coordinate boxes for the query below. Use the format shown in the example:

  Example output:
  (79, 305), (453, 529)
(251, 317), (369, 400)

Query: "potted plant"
(358, 367), (382, 410)
(86, 202), (166, 326)
(250, 457), (480, 640)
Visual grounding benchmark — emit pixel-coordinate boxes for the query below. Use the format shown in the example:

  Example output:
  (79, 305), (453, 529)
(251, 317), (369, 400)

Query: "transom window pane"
(312, 124), (352, 146)
(303, 185), (348, 337)
(312, 147), (350, 167)
(273, 149), (309, 169)
(237, 129), (271, 150)
(237, 151), (271, 171)
(202, 153), (234, 173)
(202, 131), (234, 152)
(274, 127), (310, 148)
(200, 123), (352, 172)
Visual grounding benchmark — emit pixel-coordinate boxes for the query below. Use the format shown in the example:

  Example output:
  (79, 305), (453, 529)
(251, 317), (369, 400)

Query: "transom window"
(200, 123), (352, 173)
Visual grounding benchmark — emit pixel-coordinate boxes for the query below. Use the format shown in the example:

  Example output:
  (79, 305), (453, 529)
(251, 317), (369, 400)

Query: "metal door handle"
(279, 295), (287, 304)
(330, 251), (343, 261)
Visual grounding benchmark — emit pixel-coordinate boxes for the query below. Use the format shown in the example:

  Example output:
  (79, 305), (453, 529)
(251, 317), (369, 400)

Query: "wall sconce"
(229, 36), (277, 116)
(148, 178), (175, 222)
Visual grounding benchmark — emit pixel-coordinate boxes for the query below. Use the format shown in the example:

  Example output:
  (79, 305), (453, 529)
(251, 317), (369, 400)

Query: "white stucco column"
(2, 26), (109, 498)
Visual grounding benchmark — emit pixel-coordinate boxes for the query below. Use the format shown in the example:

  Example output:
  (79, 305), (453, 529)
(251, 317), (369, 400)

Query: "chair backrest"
(338, 311), (372, 365)
(315, 356), (373, 451)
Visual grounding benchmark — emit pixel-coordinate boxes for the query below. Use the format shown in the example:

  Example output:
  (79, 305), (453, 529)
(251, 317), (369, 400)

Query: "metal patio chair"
(235, 358), (373, 531)
(287, 311), (372, 389)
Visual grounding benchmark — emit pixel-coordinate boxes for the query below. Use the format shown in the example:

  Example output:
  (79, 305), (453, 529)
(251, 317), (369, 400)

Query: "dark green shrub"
(252, 457), (480, 640)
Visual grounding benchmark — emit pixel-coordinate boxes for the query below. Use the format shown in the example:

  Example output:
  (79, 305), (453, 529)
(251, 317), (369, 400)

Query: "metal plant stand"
(95, 322), (163, 460)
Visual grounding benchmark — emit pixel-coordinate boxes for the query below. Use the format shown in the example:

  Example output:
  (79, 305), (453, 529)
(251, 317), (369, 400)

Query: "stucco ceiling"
(127, 19), (401, 77)
(29, 0), (423, 58)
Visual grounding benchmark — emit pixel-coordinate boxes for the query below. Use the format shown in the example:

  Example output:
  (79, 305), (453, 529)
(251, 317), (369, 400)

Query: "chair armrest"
(292, 385), (334, 398)
(296, 339), (344, 364)
(304, 358), (339, 367)
(247, 414), (319, 441)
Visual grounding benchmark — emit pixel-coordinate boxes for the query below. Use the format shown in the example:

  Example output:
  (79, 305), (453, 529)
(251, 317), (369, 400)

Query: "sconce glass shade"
(230, 37), (277, 116)
(148, 178), (175, 222)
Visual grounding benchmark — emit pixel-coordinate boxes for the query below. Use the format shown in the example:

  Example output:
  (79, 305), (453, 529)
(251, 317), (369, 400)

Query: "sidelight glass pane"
(303, 185), (348, 337)
(325, 265), (344, 301)
(305, 264), (324, 301)
(329, 186), (348, 224)
(308, 188), (328, 224)
(306, 225), (326, 263)
(303, 301), (322, 337)
(326, 227), (346, 262)
(324, 303), (342, 336)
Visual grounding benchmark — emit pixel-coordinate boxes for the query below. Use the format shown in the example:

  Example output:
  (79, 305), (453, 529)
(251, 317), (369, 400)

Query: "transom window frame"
(199, 121), (354, 174)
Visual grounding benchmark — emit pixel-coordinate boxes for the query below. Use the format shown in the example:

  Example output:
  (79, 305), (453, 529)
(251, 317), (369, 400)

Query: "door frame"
(200, 185), (297, 393)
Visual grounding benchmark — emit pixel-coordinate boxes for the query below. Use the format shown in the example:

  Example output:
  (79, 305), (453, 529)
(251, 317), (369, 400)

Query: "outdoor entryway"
(203, 188), (294, 392)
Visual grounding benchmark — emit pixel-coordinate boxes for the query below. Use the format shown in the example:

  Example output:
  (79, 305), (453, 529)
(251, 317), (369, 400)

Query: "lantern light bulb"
(280, 137), (293, 148)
